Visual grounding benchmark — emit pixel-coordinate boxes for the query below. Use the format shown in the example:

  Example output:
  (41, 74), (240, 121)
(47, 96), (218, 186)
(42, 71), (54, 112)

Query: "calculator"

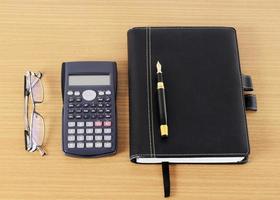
(61, 61), (117, 157)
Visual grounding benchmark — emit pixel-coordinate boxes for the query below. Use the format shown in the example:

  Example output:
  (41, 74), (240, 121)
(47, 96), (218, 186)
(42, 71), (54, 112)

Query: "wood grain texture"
(0, 0), (279, 199)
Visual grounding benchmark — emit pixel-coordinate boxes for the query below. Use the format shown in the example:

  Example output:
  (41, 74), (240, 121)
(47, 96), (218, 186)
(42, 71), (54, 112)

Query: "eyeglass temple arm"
(37, 146), (47, 156)
(24, 76), (30, 150)
(24, 130), (28, 150)
(24, 75), (30, 96)
(24, 76), (29, 129)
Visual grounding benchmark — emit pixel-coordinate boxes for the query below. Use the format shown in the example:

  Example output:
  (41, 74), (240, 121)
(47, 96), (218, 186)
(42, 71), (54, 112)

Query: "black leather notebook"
(128, 27), (250, 164)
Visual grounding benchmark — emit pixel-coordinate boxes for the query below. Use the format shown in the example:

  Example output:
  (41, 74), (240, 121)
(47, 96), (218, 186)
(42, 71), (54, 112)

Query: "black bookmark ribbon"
(162, 162), (170, 197)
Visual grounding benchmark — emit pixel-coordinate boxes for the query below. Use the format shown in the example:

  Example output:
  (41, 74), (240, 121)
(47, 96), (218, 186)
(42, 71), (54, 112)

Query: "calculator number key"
(104, 142), (112, 148)
(68, 143), (75, 148)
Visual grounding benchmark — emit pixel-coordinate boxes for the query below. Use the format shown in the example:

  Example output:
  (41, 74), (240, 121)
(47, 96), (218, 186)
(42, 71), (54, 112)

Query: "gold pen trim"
(157, 82), (165, 89)
(160, 124), (168, 137)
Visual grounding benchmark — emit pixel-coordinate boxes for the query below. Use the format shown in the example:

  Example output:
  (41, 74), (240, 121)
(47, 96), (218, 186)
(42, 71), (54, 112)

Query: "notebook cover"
(128, 27), (250, 163)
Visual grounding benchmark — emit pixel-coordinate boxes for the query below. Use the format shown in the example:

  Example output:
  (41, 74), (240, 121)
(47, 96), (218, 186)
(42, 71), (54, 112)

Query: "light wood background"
(0, 0), (279, 199)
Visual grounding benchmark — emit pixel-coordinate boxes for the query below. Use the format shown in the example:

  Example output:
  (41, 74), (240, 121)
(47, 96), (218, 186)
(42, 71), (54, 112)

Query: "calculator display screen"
(69, 75), (110, 86)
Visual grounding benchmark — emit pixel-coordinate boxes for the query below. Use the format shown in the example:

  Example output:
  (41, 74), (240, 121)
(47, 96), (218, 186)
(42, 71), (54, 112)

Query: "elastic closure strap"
(242, 74), (253, 91)
(244, 94), (257, 111)
(162, 162), (170, 197)
(242, 73), (257, 111)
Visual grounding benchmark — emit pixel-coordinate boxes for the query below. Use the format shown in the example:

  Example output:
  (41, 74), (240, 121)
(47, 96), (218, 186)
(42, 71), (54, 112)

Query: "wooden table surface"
(0, 0), (280, 199)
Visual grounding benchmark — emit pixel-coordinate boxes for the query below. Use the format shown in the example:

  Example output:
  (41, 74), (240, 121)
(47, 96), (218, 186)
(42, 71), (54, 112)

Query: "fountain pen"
(156, 61), (168, 138)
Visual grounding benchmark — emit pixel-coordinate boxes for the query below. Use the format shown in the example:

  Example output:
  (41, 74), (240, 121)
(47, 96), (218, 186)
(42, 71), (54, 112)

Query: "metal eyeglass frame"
(24, 71), (46, 156)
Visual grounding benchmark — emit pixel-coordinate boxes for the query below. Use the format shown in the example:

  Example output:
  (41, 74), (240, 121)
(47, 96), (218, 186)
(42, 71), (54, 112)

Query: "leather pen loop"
(162, 162), (170, 197)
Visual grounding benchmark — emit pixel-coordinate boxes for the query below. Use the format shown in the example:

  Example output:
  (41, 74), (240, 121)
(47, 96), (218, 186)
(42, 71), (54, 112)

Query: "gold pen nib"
(156, 61), (162, 73)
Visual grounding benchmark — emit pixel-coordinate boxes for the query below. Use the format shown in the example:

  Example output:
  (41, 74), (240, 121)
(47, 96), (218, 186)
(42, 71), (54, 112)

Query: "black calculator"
(61, 61), (117, 157)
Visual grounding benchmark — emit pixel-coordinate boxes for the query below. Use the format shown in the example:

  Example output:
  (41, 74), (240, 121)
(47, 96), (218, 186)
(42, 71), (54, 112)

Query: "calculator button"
(105, 103), (111, 107)
(95, 128), (102, 134)
(105, 108), (111, 113)
(105, 114), (111, 118)
(77, 142), (84, 148)
(95, 121), (102, 127)
(82, 90), (97, 101)
(76, 97), (82, 102)
(97, 103), (104, 107)
(74, 91), (80, 96)
(68, 114), (74, 119)
(97, 97), (104, 102)
(104, 142), (112, 148)
(86, 135), (94, 141)
(86, 142), (94, 148)
(67, 91), (73, 95)
(91, 103), (96, 107)
(105, 97), (111, 102)
(75, 103), (81, 108)
(91, 108), (97, 113)
(104, 128), (111, 134)
(83, 109), (89, 113)
(98, 114), (104, 119)
(77, 122), (85, 127)
(105, 90), (111, 95)
(83, 114), (90, 119)
(86, 122), (93, 127)
(77, 129), (84, 134)
(95, 135), (102, 141)
(91, 114), (97, 119)
(68, 97), (74, 102)
(95, 142), (102, 148)
(68, 122), (75, 127)
(98, 91), (105, 96)
(69, 104), (74, 108)
(86, 128), (93, 134)
(104, 135), (111, 141)
(77, 135), (84, 141)
(75, 114), (82, 119)
(68, 109), (74, 113)
(104, 121), (111, 127)
(83, 103), (89, 107)
(68, 142), (75, 148)
(76, 108), (82, 113)
(98, 109), (104, 113)
(68, 135), (75, 141)
(68, 129), (75, 134)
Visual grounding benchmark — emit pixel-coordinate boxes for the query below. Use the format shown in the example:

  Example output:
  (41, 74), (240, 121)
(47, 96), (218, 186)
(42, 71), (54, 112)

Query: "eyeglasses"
(24, 71), (46, 156)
